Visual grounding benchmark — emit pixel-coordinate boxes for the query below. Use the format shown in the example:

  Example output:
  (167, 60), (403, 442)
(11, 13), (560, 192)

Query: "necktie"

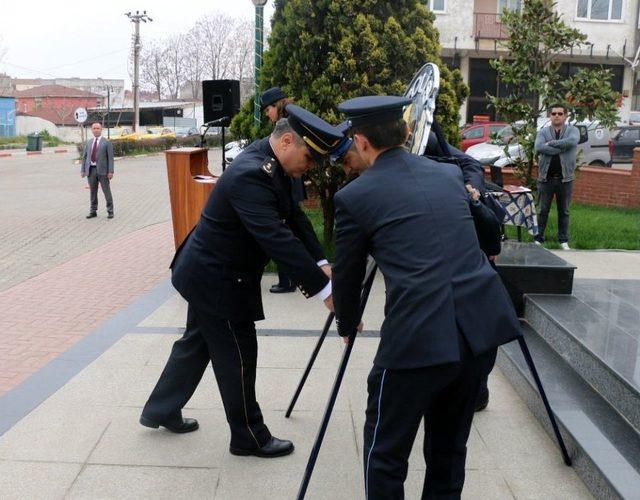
(91, 138), (98, 163)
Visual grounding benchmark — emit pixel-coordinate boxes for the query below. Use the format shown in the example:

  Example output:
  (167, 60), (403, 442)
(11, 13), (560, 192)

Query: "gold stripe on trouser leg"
(227, 321), (262, 448)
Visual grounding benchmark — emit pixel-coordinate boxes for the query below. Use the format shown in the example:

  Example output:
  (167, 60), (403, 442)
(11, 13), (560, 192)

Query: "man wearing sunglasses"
(534, 104), (580, 250)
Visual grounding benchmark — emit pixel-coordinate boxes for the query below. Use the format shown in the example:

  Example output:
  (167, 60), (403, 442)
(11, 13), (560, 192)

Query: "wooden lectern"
(165, 148), (217, 249)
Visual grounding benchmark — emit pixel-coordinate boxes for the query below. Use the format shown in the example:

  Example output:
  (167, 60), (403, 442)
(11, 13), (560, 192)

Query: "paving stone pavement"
(0, 148), (224, 292)
(0, 283), (593, 499)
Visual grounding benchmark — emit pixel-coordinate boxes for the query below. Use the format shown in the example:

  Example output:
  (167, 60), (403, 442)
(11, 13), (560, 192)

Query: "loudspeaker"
(202, 80), (240, 127)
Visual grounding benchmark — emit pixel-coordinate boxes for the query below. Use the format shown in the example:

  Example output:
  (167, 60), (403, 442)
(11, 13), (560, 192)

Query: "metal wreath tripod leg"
(286, 259), (377, 418)
(296, 264), (377, 500)
(285, 312), (334, 418)
(517, 336), (572, 466)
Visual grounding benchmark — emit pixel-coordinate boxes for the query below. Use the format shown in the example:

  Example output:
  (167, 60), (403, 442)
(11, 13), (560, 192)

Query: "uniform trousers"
(142, 304), (271, 450)
(363, 339), (496, 500)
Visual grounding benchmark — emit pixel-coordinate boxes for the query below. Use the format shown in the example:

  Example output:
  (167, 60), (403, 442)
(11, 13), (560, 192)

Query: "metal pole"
(253, 4), (264, 128)
(133, 21), (140, 133)
(107, 86), (111, 139)
(517, 337), (572, 466)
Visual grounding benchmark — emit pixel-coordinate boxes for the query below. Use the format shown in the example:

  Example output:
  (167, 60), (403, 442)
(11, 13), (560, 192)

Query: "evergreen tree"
(231, 0), (468, 242)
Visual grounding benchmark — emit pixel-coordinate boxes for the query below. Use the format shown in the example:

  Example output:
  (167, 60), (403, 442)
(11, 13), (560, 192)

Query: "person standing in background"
(534, 104), (579, 250)
(81, 122), (114, 219)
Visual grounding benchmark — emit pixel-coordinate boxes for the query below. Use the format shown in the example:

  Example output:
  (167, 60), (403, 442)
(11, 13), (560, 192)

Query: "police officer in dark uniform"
(140, 105), (343, 459)
(332, 96), (522, 498)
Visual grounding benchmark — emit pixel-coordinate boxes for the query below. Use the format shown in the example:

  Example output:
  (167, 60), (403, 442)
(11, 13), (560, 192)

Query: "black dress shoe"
(475, 389), (489, 412)
(230, 436), (294, 458)
(269, 284), (296, 294)
(86, 213), (97, 219)
(139, 415), (199, 433)
(107, 213), (114, 219)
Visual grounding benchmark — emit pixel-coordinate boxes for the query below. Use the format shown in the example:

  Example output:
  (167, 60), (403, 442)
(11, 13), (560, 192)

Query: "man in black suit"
(140, 105), (342, 459)
(332, 96), (522, 498)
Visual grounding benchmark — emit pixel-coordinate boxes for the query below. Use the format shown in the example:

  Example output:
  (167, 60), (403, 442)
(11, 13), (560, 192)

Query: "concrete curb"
(0, 148), (70, 158)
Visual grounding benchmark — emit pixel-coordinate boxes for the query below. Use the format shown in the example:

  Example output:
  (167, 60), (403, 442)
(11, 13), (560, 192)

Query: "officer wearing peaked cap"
(141, 105), (344, 460)
(332, 95), (522, 498)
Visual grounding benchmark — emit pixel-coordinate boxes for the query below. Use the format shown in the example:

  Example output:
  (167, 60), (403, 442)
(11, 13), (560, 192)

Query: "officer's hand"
(108, 173), (114, 180)
(342, 322), (364, 344)
(323, 295), (334, 312)
(320, 264), (332, 279)
(465, 184), (480, 202)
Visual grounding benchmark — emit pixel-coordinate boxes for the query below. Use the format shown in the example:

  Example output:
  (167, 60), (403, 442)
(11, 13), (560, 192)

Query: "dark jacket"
(171, 137), (328, 321)
(426, 131), (485, 192)
(333, 148), (521, 369)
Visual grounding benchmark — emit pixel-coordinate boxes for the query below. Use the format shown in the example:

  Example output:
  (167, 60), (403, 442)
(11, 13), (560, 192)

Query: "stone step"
(497, 323), (640, 500)
(524, 288), (640, 434)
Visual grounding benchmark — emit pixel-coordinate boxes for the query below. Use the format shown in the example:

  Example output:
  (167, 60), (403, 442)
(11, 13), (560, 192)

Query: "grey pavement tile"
(88, 408), (228, 468)
(503, 465), (593, 499)
(404, 468), (514, 500)
(90, 333), (172, 368)
(138, 294), (188, 328)
(0, 460), (82, 500)
(215, 468), (363, 500)
(0, 405), (111, 462)
(254, 367), (352, 412)
(43, 365), (145, 408)
(256, 336), (343, 369)
(67, 464), (219, 500)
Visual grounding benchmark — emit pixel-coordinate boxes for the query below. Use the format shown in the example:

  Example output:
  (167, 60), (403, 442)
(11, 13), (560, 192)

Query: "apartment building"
(430, 0), (637, 123)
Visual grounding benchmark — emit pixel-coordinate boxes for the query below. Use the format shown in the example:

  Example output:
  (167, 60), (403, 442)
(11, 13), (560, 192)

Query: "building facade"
(15, 85), (104, 126)
(12, 78), (125, 108)
(431, 0), (637, 123)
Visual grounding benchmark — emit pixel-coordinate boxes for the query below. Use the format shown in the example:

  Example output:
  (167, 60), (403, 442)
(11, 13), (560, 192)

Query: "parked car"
(224, 140), (248, 163)
(460, 122), (508, 151)
(175, 127), (199, 138)
(609, 126), (640, 163)
(466, 121), (612, 172)
(628, 111), (640, 126)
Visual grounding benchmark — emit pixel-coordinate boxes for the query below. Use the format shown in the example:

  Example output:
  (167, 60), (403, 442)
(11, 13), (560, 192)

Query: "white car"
(224, 140), (247, 163)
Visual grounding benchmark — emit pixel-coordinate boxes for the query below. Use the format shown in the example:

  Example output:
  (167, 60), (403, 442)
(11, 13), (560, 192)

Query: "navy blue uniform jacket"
(171, 137), (329, 321)
(333, 147), (521, 369)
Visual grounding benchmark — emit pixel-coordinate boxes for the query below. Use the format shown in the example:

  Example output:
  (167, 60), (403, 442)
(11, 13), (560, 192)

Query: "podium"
(165, 148), (217, 249)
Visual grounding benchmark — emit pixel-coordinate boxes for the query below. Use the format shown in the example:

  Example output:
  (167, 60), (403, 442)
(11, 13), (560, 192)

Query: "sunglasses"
(550, 112), (565, 116)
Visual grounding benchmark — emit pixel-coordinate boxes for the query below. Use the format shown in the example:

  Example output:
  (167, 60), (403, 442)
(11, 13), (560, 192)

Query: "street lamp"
(252, 0), (268, 128)
(125, 10), (153, 133)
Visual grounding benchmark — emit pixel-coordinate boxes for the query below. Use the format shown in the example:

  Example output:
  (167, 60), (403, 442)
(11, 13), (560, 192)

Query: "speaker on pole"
(202, 80), (240, 127)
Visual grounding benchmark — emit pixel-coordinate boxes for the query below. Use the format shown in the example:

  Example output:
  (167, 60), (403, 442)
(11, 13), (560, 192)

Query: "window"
(498, 0), (522, 12)
(34, 98), (42, 110)
(489, 125), (507, 134)
(577, 0), (622, 20)
(463, 127), (484, 140)
(620, 128), (640, 140)
(428, 0), (445, 13)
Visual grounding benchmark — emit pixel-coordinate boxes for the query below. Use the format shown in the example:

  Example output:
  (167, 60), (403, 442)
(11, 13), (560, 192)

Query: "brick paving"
(0, 221), (174, 396)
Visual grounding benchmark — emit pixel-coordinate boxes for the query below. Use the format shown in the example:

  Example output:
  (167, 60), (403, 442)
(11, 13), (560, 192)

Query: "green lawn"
(265, 203), (638, 273)
(504, 203), (640, 250)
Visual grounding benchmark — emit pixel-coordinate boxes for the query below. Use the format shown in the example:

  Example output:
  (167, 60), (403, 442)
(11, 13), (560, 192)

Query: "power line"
(42, 48), (129, 71)
(2, 47), (129, 78)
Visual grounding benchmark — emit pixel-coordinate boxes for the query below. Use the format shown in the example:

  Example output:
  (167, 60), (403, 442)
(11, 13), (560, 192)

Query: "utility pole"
(252, 0), (268, 128)
(125, 10), (153, 133)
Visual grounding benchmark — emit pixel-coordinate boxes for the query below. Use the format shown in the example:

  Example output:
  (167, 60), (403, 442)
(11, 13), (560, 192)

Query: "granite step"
(524, 286), (640, 434)
(497, 323), (640, 500)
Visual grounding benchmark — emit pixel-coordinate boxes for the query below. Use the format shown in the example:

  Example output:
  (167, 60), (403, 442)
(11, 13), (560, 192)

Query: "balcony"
(474, 12), (508, 40)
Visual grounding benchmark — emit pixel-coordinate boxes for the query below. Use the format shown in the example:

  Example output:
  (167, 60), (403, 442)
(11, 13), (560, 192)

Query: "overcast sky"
(0, 0), (275, 87)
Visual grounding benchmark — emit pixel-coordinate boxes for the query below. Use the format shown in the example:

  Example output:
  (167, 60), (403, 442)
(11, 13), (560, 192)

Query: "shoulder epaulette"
(260, 157), (276, 177)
